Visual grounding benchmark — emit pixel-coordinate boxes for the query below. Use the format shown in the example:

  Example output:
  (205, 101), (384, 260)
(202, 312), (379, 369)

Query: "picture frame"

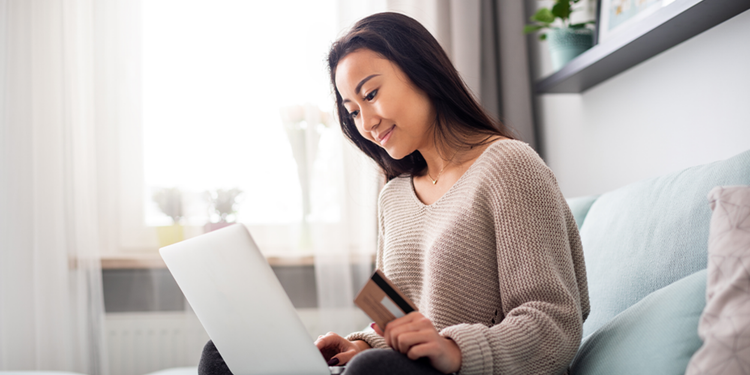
(597, 0), (677, 43)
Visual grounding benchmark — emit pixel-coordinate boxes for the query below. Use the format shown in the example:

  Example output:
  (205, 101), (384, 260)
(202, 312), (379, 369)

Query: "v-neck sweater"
(346, 139), (590, 375)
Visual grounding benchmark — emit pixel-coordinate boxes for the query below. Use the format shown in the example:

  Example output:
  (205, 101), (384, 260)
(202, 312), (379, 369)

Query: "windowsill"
(100, 252), (318, 269)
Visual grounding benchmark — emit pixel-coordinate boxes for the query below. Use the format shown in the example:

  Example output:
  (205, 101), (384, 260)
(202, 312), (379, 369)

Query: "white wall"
(532, 8), (750, 198)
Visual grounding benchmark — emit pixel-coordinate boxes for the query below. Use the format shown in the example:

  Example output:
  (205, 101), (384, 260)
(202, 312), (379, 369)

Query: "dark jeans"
(198, 340), (445, 375)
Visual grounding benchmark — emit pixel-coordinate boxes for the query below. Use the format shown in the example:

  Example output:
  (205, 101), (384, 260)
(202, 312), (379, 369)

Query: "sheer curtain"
(0, 0), (135, 373)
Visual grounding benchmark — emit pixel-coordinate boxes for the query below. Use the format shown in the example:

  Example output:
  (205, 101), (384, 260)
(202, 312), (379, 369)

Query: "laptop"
(160, 223), (343, 375)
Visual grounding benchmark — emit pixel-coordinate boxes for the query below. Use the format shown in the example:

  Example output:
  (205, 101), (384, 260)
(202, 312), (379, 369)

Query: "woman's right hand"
(314, 332), (369, 366)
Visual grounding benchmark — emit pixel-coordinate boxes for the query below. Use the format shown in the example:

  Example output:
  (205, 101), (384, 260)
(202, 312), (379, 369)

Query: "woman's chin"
(384, 147), (410, 160)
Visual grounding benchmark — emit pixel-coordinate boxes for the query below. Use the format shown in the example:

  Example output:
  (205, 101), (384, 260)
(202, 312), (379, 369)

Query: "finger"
(388, 312), (421, 330)
(314, 334), (333, 348)
(405, 311), (422, 320)
(383, 316), (410, 347)
(383, 312), (424, 343)
(395, 330), (433, 354)
(370, 322), (384, 336)
(331, 348), (358, 365)
(318, 331), (341, 341)
(315, 338), (333, 350)
(314, 333), (343, 354)
(406, 341), (438, 361)
(388, 321), (421, 351)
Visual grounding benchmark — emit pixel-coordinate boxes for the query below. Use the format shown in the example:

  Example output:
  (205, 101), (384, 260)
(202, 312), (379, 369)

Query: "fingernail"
(370, 322), (376, 330)
(327, 357), (339, 366)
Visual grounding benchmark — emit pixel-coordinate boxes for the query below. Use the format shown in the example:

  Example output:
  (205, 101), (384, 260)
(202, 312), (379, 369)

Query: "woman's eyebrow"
(343, 74), (380, 104)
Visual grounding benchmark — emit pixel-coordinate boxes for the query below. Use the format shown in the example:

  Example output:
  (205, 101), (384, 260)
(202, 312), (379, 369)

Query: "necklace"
(427, 151), (458, 185)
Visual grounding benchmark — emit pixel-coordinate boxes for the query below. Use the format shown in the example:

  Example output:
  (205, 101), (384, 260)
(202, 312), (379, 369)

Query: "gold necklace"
(427, 152), (458, 185)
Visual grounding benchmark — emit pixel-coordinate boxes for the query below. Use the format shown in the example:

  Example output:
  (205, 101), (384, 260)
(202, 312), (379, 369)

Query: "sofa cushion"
(581, 149), (750, 337)
(686, 186), (750, 375)
(570, 269), (706, 375)
(566, 195), (600, 230)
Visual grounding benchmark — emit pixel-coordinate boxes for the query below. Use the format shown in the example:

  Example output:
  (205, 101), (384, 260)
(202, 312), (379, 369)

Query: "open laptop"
(160, 223), (343, 375)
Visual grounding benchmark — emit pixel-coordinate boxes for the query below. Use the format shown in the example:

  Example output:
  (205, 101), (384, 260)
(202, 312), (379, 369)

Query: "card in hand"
(354, 269), (418, 330)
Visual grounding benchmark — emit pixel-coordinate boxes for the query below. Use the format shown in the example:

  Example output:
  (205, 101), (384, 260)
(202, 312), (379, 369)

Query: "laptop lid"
(159, 224), (330, 375)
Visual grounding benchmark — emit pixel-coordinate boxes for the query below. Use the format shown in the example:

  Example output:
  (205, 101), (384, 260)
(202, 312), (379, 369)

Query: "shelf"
(535, 0), (750, 94)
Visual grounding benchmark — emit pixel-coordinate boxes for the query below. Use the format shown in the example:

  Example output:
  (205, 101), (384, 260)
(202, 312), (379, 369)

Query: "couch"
(565, 148), (750, 374)
(138, 149), (750, 375)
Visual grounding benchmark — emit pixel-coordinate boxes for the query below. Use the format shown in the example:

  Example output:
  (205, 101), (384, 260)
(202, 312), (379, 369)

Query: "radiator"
(104, 308), (368, 375)
(105, 312), (209, 375)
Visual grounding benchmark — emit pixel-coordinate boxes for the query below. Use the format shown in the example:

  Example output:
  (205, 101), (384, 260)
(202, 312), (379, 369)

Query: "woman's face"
(335, 48), (436, 160)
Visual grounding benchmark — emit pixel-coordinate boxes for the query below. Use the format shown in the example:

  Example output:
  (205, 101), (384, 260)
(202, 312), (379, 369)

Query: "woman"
(317, 11), (589, 375)
(200, 12), (588, 375)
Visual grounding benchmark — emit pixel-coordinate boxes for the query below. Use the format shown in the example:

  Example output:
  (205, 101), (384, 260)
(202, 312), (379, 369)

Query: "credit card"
(354, 269), (417, 330)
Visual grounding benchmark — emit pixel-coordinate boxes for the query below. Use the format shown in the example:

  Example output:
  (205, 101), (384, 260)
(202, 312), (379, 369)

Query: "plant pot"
(547, 28), (593, 71)
(203, 221), (232, 233)
(156, 224), (184, 247)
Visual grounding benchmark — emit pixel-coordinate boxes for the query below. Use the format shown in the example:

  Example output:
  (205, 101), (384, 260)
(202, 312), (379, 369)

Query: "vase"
(203, 221), (232, 233)
(156, 224), (184, 247)
(547, 28), (593, 71)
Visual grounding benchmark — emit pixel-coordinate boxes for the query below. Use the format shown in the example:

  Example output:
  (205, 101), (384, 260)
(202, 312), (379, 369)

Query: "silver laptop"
(160, 223), (342, 375)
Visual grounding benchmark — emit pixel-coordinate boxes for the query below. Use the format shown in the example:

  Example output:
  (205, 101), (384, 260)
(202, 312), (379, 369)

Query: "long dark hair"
(328, 12), (515, 181)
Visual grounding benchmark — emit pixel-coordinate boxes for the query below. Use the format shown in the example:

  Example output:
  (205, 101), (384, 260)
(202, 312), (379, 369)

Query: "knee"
(345, 349), (406, 374)
(198, 340), (233, 375)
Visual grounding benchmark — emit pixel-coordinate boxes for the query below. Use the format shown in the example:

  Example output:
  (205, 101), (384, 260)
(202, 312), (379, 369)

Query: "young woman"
(315, 12), (589, 375)
(199, 12), (588, 375)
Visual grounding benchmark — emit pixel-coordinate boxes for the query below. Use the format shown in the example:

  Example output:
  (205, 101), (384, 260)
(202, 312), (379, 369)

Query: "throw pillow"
(686, 185), (750, 375)
(569, 269), (706, 375)
(579, 149), (750, 337)
(566, 195), (599, 230)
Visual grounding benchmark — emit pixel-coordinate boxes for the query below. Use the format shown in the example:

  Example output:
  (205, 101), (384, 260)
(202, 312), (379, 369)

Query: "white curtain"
(0, 0), (133, 373)
(306, 0), (384, 337)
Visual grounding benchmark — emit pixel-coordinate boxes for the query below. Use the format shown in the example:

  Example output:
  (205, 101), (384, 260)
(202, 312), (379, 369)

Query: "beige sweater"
(346, 140), (589, 375)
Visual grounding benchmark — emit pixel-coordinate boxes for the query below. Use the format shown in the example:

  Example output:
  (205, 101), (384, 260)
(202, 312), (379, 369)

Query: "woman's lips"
(379, 125), (395, 146)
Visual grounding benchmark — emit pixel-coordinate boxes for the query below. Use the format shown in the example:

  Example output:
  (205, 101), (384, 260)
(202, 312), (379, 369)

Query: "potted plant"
(204, 188), (243, 232)
(524, 0), (596, 71)
(152, 187), (185, 247)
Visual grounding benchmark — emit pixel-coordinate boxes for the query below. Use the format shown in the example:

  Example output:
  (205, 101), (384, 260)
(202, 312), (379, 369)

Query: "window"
(118, 0), (374, 255)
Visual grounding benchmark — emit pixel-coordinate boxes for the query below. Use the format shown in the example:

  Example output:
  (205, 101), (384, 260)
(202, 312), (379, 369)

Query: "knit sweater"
(346, 139), (589, 375)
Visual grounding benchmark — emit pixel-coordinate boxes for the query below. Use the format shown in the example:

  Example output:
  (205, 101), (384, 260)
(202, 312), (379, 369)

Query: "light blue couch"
(566, 149), (750, 374)
(136, 150), (750, 375)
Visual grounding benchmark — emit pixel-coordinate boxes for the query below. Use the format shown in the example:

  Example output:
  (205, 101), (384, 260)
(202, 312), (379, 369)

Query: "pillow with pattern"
(686, 185), (750, 375)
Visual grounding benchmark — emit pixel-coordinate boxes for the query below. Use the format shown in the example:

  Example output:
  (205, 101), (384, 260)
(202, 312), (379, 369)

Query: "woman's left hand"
(372, 312), (462, 374)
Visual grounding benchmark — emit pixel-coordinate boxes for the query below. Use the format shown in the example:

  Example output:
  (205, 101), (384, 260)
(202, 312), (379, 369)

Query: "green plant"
(524, 0), (595, 40)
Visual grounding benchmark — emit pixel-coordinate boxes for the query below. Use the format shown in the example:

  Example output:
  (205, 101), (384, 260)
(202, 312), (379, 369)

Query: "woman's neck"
(419, 135), (501, 177)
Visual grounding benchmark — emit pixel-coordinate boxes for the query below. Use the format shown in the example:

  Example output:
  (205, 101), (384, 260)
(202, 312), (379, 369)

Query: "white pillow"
(686, 186), (750, 375)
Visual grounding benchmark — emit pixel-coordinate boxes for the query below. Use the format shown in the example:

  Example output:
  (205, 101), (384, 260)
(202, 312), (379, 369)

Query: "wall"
(530, 8), (750, 198)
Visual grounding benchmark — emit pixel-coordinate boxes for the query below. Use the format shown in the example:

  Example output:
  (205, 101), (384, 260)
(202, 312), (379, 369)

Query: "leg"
(198, 340), (234, 375)
(343, 349), (446, 375)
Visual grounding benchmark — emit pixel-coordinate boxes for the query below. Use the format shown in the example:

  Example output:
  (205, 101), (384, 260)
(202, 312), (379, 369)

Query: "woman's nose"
(361, 108), (380, 134)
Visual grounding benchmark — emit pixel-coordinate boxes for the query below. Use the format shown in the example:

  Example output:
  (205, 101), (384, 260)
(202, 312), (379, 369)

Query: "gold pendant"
(431, 179), (437, 185)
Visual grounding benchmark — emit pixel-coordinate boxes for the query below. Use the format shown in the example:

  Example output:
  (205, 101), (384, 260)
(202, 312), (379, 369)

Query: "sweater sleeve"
(440, 145), (588, 375)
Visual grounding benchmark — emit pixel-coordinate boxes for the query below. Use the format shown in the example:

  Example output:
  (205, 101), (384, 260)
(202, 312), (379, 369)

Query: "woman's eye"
(365, 89), (377, 101)
(348, 110), (360, 119)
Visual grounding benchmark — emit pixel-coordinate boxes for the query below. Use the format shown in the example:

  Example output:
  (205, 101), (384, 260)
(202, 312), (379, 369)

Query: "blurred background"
(1, 0), (748, 374)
